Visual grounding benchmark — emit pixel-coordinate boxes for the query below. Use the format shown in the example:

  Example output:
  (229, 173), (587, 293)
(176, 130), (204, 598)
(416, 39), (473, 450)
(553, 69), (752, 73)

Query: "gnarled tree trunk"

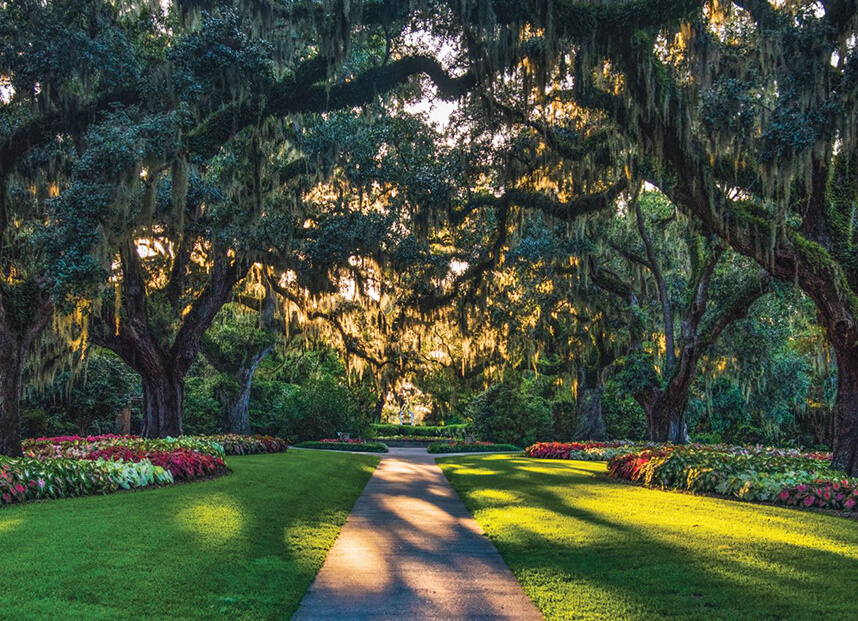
(0, 286), (52, 456)
(832, 346), (858, 475)
(219, 345), (272, 435)
(0, 346), (24, 457)
(140, 363), (184, 438)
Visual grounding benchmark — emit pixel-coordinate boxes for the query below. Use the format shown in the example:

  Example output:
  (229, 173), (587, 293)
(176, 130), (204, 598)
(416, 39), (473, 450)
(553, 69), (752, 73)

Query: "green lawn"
(0, 451), (379, 621)
(438, 454), (858, 621)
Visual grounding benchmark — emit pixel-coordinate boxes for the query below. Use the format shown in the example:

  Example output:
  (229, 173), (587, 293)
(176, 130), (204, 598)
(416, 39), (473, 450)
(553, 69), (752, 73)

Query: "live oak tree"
(1, 0), (478, 445)
(597, 191), (770, 442)
(448, 0), (858, 473)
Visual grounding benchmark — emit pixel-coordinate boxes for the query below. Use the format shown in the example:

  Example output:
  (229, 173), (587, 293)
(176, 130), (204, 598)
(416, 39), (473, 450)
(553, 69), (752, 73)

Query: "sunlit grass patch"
(0, 451), (378, 621)
(439, 454), (858, 621)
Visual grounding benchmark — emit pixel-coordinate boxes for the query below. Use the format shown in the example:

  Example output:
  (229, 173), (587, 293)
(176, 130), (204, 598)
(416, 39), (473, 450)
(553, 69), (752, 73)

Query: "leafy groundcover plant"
(0, 457), (174, 505)
(195, 434), (289, 455)
(294, 440), (389, 453)
(427, 441), (521, 454)
(525, 441), (643, 461)
(607, 446), (858, 514)
(1, 433), (287, 506)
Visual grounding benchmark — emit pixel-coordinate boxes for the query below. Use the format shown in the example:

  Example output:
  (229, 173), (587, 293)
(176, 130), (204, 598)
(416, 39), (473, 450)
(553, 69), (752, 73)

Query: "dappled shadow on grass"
(0, 451), (380, 621)
(440, 455), (858, 621)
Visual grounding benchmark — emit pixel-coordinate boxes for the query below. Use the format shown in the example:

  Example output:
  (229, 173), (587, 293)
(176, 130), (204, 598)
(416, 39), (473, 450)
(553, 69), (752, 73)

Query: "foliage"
(607, 447), (857, 512)
(196, 434), (288, 455)
(0, 456), (173, 506)
(23, 435), (226, 460)
(294, 441), (388, 453)
(369, 423), (467, 439)
(83, 447), (225, 482)
(427, 441), (519, 453)
(601, 380), (648, 441)
(21, 349), (141, 437)
(525, 441), (642, 461)
(20, 434), (239, 482)
(467, 376), (553, 446)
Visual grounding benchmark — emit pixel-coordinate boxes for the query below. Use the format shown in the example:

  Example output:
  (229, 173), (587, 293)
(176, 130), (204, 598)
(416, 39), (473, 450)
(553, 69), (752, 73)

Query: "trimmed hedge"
(427, 441), (520, 454)
(295, 441), (389, 453)
(370, 424), (466, 439)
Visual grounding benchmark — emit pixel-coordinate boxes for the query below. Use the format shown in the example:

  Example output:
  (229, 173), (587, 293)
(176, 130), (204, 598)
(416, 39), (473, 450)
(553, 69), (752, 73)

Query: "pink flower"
(803, 496), (814, 507)
(845, 498), (856, 511)
(779, 490), (790, 500)
(14, 484), (24, 494)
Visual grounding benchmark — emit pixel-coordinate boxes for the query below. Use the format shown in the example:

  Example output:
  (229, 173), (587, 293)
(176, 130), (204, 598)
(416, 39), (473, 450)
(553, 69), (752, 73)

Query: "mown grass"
(438, 454), (858, 621)
(0, 451), (379, 621)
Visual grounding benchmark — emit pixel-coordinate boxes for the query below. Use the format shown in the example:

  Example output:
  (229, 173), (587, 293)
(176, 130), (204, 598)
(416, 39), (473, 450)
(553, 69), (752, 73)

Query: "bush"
(602, 380), (648, 441)
(294, 441), (388, 453)
(258, 377), (368, 442)
(468, 380), (553, 446)
(427, 441), (520, 454)
(369, 423), (467, 439)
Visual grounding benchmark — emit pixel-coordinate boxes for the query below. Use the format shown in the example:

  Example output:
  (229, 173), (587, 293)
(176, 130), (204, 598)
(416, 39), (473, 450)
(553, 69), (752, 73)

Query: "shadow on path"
(292, 448), (543, 621)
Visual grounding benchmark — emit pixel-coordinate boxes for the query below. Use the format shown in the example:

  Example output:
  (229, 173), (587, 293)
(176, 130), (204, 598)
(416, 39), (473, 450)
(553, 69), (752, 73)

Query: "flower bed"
(607, 447), (858, 513)
(525, 441), (642, 461)
(0, 456), (174, 506)
(2, 433), (287, 507)
(294, 440), (389, 453)
(23, 435), (225, 460)
(196, 434), (289, 455)
(427, 441), (521, 454)
(375, 435), (450, 442)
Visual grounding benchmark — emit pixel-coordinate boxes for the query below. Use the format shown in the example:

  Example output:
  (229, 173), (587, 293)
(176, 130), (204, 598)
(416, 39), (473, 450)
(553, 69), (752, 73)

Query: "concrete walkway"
(292, 448), (543, 621)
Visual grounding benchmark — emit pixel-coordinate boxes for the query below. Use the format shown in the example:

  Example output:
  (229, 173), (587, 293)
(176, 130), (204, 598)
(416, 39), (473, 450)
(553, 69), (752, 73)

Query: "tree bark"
(140, 363), (184, 438)
(0, 346), (24, 457)
(0, 285), (52, 456)
(832, 346), (858, 476)
(220, 345), (272, 435)
(643, 388), (690, 444)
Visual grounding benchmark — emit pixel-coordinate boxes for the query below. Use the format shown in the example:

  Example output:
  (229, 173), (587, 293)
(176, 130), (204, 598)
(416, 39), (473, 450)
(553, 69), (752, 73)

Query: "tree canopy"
(2, 0), (857, 475)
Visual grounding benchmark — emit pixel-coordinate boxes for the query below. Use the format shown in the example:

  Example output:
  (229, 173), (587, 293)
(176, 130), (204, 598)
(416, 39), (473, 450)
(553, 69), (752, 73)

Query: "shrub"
(369, 423), (467, 439)
(259, 377), (368, 442)
(294, 441), (388, 453)
(427, 441), (520, 454)
(468, 380), (553, 446)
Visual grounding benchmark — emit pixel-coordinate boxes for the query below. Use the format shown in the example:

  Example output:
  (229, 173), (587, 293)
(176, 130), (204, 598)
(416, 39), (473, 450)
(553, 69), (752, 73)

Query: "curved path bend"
(292, 448), (543, 621)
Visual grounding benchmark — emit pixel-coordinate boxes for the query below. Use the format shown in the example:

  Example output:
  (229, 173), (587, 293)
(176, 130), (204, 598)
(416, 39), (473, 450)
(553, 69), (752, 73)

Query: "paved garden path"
(292, 448), (543, 621)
